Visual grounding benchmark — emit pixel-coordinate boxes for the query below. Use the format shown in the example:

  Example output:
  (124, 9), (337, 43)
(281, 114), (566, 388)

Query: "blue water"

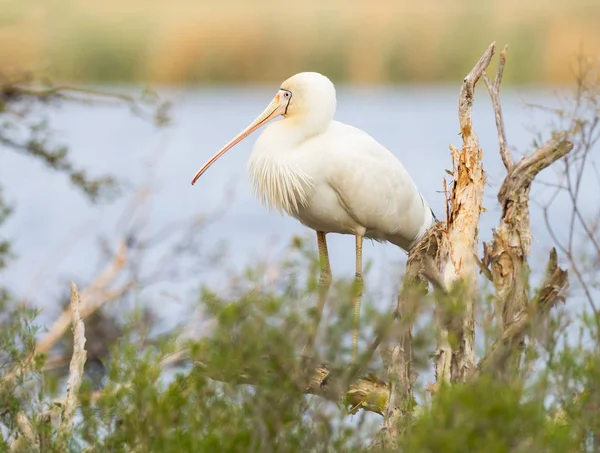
(0, 84), (593, 330)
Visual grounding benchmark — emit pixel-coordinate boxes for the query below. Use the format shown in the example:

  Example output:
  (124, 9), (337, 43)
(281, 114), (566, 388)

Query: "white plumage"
(192, 72), (436, 362)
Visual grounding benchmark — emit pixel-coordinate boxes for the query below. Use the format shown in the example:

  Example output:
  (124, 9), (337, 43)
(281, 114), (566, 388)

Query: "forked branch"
(481, 46), (573, 376)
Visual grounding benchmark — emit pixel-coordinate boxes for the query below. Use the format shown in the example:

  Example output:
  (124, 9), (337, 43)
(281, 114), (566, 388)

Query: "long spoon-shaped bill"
(191, 95), (286, 185)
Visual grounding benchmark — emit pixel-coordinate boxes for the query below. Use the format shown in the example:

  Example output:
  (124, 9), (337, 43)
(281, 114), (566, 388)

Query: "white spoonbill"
(191, 72), (436, 363)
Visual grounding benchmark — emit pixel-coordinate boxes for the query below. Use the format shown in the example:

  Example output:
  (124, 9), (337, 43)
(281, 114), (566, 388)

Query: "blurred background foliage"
(2, 1), (600, 451)
(0, 0), (599, 85)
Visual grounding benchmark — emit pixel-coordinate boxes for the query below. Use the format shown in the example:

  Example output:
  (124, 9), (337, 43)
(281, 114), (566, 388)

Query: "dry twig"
(36, 240), (127, 355)
(483, 45), (513, 172)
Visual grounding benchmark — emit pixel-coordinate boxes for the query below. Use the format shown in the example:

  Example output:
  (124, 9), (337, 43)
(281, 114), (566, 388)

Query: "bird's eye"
(283, 91), (291, 98)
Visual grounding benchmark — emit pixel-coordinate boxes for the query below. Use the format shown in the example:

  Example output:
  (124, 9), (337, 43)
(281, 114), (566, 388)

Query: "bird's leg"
(351, 234), (364, 364)
(301, 231), (332, 359)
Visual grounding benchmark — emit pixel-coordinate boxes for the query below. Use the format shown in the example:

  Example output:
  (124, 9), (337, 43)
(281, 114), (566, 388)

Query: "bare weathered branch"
(481, 60), (573, 372)
(436, 42), (495, 384)
(473, 40), (575, 378)
(57, 283), (87, 447)
(483, 45), (513, 172)
(476, 249), (568, 376)
(421, 257), (446, 293)
(35, 240), (127, 355)
(310, 367), (388, 415)
(499, 134), (573, 226)
(486, 134), (572, 367)
(458, 42), (496, 135)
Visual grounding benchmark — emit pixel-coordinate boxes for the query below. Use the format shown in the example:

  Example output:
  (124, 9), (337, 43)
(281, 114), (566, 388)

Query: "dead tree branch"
(212, 360), (388, 415)
(377, 229), (440, 447)
(0, 242), (126, 388)
(7, 284), (88, 451)
(481, 48), (573, 376)
(35, 240), (127, 355)
(485, 134), (572, 332)
(57, 283), (87, 448)
(365, 211), (445, 449)
(483, 45), (513, 172)
(476, 249), (568, 375)
(435, 42), (495, 385)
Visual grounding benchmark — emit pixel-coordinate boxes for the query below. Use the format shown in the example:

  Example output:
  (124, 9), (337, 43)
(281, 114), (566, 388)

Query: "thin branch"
(565, 117), (600, 256)
(35, 240), (127, 355)
(0, 256), (125, 386)
(12, 85), (146, 104)
(3, 82), (170, 126)
(458, 41), (496, 134)
(483, 45), (513, 172)
(473, 252), (494, 283)
(57, 283), (88, 447)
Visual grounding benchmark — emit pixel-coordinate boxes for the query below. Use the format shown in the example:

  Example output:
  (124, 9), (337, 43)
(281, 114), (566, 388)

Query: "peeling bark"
(481, 47), (574, 376)
(477, 248), (568, 375)
(435, 42), (495, 384)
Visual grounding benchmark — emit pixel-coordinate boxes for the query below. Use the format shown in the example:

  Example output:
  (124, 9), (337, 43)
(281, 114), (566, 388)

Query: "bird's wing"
(320, 121), (431, 241)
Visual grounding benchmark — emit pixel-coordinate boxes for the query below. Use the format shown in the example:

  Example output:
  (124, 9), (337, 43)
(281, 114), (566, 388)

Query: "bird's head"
(279, 72), (337, 121)
(191, 72), (336, 185)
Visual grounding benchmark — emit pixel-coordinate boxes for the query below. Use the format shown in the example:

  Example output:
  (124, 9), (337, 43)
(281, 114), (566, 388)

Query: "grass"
(0, 0), (599, 84)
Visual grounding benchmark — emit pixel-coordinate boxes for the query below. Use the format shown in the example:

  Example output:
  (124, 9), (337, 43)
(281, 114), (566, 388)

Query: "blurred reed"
(0, 0), (599, 85)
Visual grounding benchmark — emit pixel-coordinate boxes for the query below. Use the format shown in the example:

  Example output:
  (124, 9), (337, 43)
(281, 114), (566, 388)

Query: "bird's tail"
(406, 199), (438, 251)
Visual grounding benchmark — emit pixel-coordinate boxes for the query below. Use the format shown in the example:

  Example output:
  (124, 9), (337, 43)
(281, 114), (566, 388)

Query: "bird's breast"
(247, 148), (366, 235)
(247, 150), (316, 217)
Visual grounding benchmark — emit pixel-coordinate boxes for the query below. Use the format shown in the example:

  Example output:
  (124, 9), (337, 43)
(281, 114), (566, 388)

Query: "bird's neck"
(256, 113), (332, 152)
(283, 113), (332, 143)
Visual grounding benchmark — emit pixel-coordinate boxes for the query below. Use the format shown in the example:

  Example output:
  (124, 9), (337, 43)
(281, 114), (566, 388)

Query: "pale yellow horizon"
(0, 0), (598, 84)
